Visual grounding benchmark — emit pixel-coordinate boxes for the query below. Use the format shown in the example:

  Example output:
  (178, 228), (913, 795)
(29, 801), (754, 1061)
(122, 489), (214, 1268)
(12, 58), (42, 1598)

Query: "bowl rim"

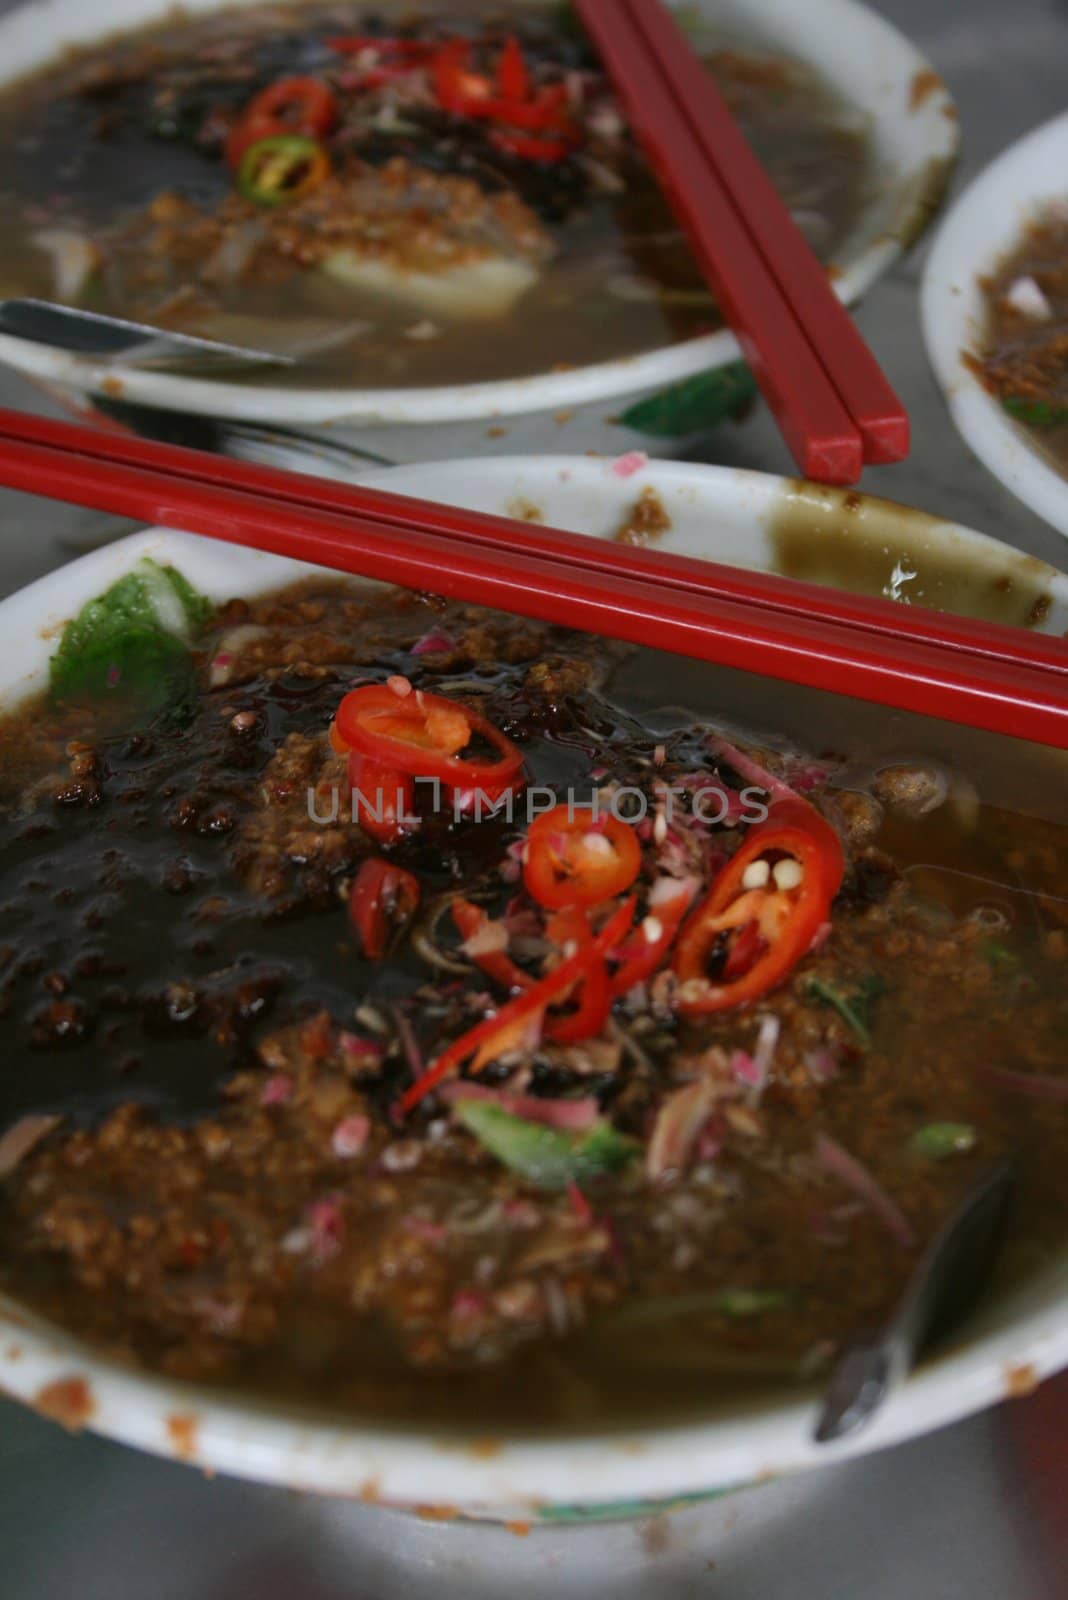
(920, 109), (1068, 539)
(0, 0), (959, 425)
(0, 455), (1065, 1512)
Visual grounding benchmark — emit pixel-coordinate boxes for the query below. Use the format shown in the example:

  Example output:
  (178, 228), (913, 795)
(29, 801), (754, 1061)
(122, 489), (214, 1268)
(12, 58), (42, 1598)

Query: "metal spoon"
(0, 299), (293, 373)
(814, 1156), (1015, 1443)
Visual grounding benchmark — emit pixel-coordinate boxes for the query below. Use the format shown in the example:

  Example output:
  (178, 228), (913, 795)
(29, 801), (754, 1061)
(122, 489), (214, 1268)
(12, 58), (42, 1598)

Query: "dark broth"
(0, 579), (1066, 1431)
(0, 1), (871, 387)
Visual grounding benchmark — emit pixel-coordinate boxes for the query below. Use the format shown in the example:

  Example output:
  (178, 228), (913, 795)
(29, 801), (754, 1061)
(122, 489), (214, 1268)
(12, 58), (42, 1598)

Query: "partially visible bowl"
(0, 0), (957, 439)
(922, 110), (1068, 539)
(0, 455), (1065, 1521)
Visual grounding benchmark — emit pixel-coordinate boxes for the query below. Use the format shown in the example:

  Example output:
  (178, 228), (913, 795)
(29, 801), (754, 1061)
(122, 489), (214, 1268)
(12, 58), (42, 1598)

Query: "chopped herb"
(804, 974), (886, 1047)
(453, 1101), (638, 1189)
(613, 1287), (794, 1324)
(982, 940), (1018, 969)
(1001, 396), (1068, 428)
(50, 559), (211, 718)
(910, 1122), (978, 1159)
(618, 362), (757, 437)
(710, 1288), (793, 1317)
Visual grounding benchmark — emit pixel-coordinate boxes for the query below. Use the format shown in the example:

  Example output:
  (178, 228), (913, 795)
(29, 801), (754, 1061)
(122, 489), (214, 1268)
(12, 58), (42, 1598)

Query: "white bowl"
(921, 111), (1068, 539)
(1, 455), (1067, 1520)
(0, 0), (958, 431)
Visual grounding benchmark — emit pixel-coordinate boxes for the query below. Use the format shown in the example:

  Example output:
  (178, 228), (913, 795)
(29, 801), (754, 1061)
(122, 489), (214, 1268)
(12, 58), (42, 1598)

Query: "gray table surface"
(1, 0), (1067, 1594)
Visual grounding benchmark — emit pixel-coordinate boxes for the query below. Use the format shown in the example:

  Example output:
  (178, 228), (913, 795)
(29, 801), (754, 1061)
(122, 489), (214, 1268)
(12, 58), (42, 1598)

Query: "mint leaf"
(1001, 396), (1068, 428)
(804, 974), (887, 1048)
(618, 362), (757, 437)
(454, 1101), (638, 1189)
(50, 558), (212, 717)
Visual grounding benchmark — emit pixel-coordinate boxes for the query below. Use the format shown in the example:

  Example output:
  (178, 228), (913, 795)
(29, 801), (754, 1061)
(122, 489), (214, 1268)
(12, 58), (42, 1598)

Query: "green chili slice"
(237, 135), (329, 206)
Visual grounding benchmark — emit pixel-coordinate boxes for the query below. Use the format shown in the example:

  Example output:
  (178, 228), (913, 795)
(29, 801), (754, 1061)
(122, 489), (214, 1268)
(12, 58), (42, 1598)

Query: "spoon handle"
(814, 1337), (896, 1443)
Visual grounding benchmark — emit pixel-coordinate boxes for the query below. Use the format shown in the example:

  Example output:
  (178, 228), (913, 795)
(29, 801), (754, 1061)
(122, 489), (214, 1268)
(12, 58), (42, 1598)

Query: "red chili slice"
(225, 115), (284, 170)
(326, 36), (436, 59)
(226, 77), (337, 169)
(347, 751), (416, 845)
(477, 88), (571, 130)
(524, 805), (641, 910)
(432, 39), (493, 113)
(673, 800), (843, 1013)
(350, 858), (421, 959)
(607, 883), (696, 998)
(451, 898), (533, 993)
(542, 910), (611, 1043)
(398, 897), (634, 1114)
(244, 77), (338, 136)
(335, 682), (525, 801)
(489, 130), (574, 162)
(497, 35), (531, 101)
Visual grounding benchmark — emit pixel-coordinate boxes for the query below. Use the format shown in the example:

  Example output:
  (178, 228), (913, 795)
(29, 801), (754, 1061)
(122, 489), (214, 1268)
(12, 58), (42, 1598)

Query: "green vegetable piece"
(910, 1122), (978, 1159)
(238, 135), (326, 206)
(50, 558), (211, 716)
(612, 1287), (794, 1327)
(1001, 396), (1068, 428)
(453, 1101), (638, 1189)
(618, 361), (758, 437)
(804, 974), (885, 1047)
(710, 1288), (793, 1317)
(981, 940), (1018, 969)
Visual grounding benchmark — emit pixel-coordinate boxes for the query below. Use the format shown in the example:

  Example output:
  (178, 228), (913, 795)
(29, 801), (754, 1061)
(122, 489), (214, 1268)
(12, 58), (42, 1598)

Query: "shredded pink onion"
(673, 772), (749, 825)
(260, 1074), (293, 1107)
(403, 1214), (449, 1243)
(648, 872), (700, 910)
(411, 630), (454, 656)
(440, 1081), (599, 1130)
(0, 1113), (61, 1178)
(450, 1288), (487, 1321)
(610, 450), (648, 479)
(646, 1079), (723, 1180)
(979, 1066), (1068, 1102)
(696, 1115), (725, 1162)
(814, 1133), (914, 1248)
(502, 1197), (540, 1227)
(706, 735), (799, 805)
(730, 1049), (762, 1088)
(751, 1015), (781, 1083)
(306, 1196), (345, 1261)
(782, 759), (834, 793)
(460, 916), (509, 959)
(804, 1047), (839, 1083)
(331, 1115), (370, 1158)
(339, 1032), (383, 1065)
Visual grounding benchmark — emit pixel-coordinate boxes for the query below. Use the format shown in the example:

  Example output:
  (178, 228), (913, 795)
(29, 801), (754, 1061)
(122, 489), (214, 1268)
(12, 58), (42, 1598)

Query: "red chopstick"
(574, 0), (908, 474)
(573, 0), (859, 483)
(0, 409), (1065, 747)
(618, 0), (908, 465)
(6, 408), (1063, 685)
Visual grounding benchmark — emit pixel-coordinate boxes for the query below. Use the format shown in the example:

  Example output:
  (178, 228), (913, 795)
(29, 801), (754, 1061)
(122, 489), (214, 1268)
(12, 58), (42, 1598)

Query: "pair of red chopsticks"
(0, 406), (1065, 748)
(575, 0), (907, 484)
